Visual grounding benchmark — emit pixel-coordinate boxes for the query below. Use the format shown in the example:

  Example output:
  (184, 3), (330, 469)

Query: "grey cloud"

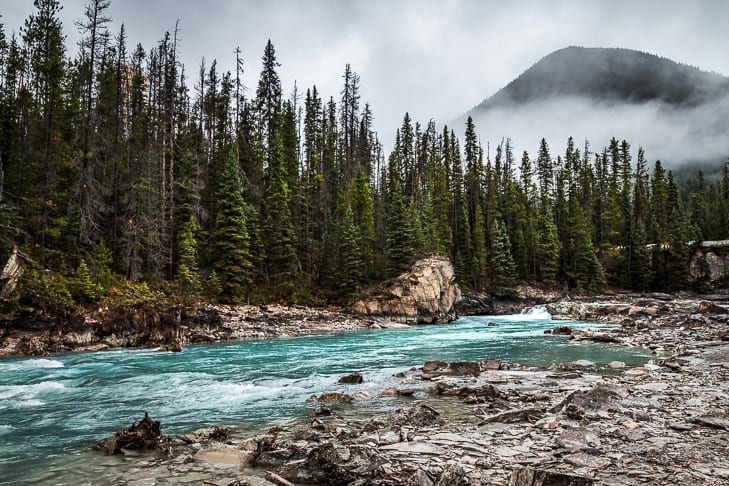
(2, 0), (728, 154)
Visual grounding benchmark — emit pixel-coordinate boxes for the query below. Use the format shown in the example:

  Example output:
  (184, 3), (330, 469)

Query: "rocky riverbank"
(0, 304), (389, 357)
(0, 255), (466, 357)
(91, 297), (729, 485)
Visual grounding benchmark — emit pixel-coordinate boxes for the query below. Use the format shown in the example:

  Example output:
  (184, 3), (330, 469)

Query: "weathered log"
(94, 412), (162, 454)
(265, 471), (296, 486)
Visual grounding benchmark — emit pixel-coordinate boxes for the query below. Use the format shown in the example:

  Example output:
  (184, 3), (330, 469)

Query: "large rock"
(352, 256), (462, 324)
(690, 248), (729, 288)
(422, 360), (481, 379)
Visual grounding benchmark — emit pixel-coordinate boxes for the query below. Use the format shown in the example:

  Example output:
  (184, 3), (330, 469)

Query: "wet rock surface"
(110, 298), (729, 485)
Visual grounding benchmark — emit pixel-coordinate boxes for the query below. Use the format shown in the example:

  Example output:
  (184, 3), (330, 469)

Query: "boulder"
(422, 360), (481, 379)
(455, 293), (493, 315)
(557, 427), (601, 450)
(352, 256), (462, 324)
(697, 301), (729, 314)
(158, 338), (183, 352)
(482, 359), (503, 370)
(690, 249), (729, 287)
(339, 372), (364, 384)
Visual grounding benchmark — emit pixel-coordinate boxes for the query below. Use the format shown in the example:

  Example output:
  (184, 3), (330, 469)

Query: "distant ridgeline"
(0, 3), (727, 316)
(462, 46), (729, 172)
(472, 46), (729, 109)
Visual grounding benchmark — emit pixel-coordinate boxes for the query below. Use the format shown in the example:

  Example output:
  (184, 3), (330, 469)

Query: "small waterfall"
(519, 304), (552, 320)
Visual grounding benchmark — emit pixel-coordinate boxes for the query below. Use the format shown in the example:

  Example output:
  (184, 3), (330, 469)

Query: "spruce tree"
(210, 152), (252, 303)
(535, 205), (559, 285)
(489, 218), (517, 295)
(339, 203), (363, 295)
(176, 215), (199, 300)
(263, 130), (298, 295)
(573, 227), (605, 294)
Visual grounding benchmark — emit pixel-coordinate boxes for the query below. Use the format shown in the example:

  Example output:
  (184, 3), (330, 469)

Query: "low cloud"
(468, 95), (729, 168)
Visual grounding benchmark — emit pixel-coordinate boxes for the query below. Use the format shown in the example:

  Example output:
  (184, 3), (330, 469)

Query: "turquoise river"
(0, 307), (650, 484)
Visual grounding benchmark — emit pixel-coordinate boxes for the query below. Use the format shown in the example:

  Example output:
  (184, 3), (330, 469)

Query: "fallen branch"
(265, 471), (296, 486)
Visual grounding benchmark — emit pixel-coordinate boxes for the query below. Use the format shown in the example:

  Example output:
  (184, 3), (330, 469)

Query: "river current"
(0, 307), (649, 484)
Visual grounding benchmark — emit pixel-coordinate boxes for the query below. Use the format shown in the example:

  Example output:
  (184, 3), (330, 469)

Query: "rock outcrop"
(690, 248), (729, 288)
(352, 256), (462, 324)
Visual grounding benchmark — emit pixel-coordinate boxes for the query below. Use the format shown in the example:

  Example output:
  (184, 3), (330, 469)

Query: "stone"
(192, 443), (242, 466)
(635, 382), (669, 393)
(352, 256), (462, 323)
(557, 428), (601, 450)
(552, 326), (573, 335)
(158, 339), (182, 352)
(380, 441), (448, 455)
(422, 360), (481, 379)
(508, 466), (595, 485)
(351, 390), (372, 401)
(691, 416), (729, 431)
(697, 301), (729, 314)
(482, 359), (502, 370)
(409, 469), (435, 486)
(379, 387), (399, 397)
(310, 392), (354, 403)
(608, 361), (626, 369)
(339, 372), (364, 384)
(481, 408), (544, 424)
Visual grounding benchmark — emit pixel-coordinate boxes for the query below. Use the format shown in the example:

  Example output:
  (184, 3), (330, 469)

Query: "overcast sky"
(3, 0), (728, 153)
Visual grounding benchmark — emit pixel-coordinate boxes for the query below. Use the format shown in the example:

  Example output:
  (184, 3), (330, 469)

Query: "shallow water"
(0, 307), (649, 484)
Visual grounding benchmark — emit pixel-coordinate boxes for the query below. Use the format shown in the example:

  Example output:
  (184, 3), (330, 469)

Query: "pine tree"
(573, 227), (605, 294)
(263, 130), (298, 295)
(489, 218), (517, 295)
(254, 39), (282, 159)
(210, 152), (252, 303)
(469, 202), (488, 290)
(535, 205), (559, 285)
(338, 203), (362, 295)
(176, 215), (199, 300)
(385, 173), (416, 277)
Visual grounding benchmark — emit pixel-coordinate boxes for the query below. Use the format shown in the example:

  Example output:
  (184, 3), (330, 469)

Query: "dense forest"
(0, 0), (727, 312)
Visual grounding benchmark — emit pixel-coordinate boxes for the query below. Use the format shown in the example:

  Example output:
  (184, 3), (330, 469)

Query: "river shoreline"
(3, 294), (729, 484)
(0, 303), (392, 357)
(159, 294), (729, 486)
(2, 291), (725, 359)
(74, 294), (729, 485)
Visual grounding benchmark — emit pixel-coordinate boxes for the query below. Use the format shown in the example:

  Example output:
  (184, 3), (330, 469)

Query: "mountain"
(462, 46), (729, 168)
(471, 46), (729, 112)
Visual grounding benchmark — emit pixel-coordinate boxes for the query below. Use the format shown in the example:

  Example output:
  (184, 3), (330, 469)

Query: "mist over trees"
(0, 1), (727, 309)
(466, 46), (729, 168)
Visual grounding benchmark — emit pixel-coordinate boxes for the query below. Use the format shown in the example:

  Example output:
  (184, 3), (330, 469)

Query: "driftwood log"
(94, 412), (162, 454)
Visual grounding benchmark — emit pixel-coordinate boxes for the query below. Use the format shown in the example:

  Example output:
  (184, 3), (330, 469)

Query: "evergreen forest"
(1, 0), (728, 312)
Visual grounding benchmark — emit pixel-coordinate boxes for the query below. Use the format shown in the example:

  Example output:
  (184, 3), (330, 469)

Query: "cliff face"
(352, 256), (462, 324)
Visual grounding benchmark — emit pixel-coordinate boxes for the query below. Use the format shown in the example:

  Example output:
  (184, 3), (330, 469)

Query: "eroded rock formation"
(352, 256), (462, 324)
